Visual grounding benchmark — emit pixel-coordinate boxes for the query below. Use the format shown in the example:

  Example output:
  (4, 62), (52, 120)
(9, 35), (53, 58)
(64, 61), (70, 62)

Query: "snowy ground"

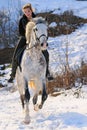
(0, 65), (87, 130)
(0, 85), (87, 130)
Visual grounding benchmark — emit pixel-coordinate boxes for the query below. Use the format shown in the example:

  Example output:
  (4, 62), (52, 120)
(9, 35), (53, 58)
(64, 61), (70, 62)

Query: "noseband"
(36, 34), (48, 42)
(34, 33), (48, 48)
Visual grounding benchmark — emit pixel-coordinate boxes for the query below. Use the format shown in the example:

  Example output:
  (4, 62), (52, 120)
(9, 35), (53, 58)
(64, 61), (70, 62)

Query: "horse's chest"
(23, 57), (44, 70)
(21, 52), (46, 77)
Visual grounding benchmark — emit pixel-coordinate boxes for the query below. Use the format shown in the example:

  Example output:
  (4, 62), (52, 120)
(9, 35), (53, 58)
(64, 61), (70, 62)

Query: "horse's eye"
(35, 28), (38, 31)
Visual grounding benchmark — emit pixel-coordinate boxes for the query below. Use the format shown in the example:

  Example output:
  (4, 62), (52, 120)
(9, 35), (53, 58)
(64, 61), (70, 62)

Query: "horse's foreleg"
(39, 82), (48, 109)
(20, 95), (25, 109)
(24, 83), (30, 124)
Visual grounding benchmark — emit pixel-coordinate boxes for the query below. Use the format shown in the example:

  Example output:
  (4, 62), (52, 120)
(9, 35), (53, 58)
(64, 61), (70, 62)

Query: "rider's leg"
(8, 36), (26, 83)
(42, 49), (53, 80)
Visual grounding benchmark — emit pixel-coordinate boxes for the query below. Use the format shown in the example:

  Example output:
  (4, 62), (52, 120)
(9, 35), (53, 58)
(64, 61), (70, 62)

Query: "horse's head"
(33, 17), (48, 47)
(26, 17), (48, 49)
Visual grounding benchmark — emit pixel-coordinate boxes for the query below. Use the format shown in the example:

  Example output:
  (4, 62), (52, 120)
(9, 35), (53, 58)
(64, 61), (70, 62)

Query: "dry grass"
(47, 63), (87, 94)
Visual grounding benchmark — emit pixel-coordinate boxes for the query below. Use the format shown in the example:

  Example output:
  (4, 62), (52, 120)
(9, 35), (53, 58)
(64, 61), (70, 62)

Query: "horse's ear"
(44, 16), (48, 27)
(45, 16), (47, 22)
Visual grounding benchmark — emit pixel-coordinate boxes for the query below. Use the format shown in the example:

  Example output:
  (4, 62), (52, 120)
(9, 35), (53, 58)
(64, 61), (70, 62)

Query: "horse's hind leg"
(18, 78), (30, 124)
(39, 81), (48, 109)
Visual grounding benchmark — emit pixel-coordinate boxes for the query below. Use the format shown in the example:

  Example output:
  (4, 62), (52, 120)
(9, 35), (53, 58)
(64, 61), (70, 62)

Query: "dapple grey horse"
(16, 17), (48, 124)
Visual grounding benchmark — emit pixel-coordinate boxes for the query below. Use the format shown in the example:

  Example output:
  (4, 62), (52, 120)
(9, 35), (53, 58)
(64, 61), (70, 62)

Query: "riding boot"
(8, 59), (18, 83)
(8, 36), (26, 83)
(42, 50), (54, 81)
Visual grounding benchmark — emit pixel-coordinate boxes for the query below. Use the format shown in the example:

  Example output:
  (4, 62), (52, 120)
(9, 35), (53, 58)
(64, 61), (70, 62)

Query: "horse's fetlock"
(39, 104), (42, 109)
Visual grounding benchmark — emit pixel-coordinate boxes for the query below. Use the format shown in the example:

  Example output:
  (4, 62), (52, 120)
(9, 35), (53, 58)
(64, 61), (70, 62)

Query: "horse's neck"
(29, 32), (36, 49)
(27, 31), (41, 60)
(29, 40), (42, 60)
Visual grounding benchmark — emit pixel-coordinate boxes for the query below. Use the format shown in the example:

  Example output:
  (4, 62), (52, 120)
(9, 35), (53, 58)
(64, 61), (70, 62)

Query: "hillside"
(0, 11), (87, 65)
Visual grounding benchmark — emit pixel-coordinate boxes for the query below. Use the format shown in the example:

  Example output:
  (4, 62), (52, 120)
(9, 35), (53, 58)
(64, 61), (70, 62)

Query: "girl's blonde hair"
(22, 3), (35, 12)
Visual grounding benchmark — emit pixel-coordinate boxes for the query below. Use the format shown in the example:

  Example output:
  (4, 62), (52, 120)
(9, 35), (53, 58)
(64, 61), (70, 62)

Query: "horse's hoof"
(34, 104), (39, 111)
(23, 120), (30, 124)
(39, 104), (42, 109)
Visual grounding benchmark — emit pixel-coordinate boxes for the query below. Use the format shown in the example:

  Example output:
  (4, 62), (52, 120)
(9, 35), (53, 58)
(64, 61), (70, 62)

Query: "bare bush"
(0, 9), (19, 48)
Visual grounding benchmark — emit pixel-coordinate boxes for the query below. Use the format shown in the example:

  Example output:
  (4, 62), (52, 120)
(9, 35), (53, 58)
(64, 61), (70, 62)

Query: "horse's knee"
(25, 88), (30, 102)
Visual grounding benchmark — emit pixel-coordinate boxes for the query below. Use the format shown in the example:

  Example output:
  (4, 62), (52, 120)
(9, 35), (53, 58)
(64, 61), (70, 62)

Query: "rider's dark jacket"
(19, 12), (36, 37)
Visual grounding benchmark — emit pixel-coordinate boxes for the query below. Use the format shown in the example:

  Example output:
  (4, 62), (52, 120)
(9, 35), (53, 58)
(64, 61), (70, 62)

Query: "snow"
(0, 0), (87, 18)
(0, 0), (87, 129)
(48, 23), (87, 74)
(0, 86), (87, 130)
(49, 22), (57, 28)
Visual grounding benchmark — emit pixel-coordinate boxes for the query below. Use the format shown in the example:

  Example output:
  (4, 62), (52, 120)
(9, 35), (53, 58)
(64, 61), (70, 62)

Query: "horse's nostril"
(41, 42), (48, 47)
(41, 43), (44, 46)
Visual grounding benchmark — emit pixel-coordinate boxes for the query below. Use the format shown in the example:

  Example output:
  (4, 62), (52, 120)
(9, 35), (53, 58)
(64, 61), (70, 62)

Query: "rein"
(15, 43), (36, 58)
(26, 43), (38, 50)
(26, 33), (48, 50)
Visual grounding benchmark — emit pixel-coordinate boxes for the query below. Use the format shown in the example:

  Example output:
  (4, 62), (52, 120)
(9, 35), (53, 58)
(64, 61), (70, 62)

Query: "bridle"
(35, 33), (48, 42)
(33, 23), (48, 45)
(26, 22), (48, 50)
